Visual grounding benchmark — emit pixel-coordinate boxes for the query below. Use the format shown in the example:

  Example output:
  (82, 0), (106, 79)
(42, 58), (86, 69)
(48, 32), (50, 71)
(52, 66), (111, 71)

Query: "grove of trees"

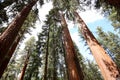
(0, 0), (120, 80)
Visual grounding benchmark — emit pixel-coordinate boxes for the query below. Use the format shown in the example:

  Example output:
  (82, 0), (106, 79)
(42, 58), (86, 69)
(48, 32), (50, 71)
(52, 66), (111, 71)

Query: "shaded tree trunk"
(53, 31), (57, 80)
(0, 35), (21, 78)
(61, 13), (84, 80)
(106, 0), (120, 7)
(19, 52), (30, 80)
(53, 49), (57, 80)
(0, 0), (37, 65)
(43, 26), (50, 80)
(74, 11), (120, 80)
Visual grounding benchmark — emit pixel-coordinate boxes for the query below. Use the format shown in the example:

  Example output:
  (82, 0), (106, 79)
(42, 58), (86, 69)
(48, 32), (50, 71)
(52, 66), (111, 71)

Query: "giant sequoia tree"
(1, 0), (120, 79)
(74, 12), (120, 80)
(0, 10), (38, 77)
(0, 0), (38, 66)
(61, 13), (84, 80)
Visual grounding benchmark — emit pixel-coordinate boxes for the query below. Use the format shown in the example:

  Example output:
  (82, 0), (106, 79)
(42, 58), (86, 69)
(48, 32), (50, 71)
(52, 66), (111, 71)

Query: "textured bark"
(61, 13), (84, 80)
(74, 11), (120, 80)
(0, 35), (20, 78)
(19, 53), (30, 80)
(0, 0), (37, 65)
(61, 30), (69, 80)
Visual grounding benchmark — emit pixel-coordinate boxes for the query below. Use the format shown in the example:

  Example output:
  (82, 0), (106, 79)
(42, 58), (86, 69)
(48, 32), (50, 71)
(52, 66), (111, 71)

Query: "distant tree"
(19, 51), (30, 80)
(16, 37), (41, 80)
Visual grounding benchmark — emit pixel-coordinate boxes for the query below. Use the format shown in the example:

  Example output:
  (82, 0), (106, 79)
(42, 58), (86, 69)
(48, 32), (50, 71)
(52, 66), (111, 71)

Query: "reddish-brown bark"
(106, 0), (120, 7)
(0, 0), (37, 65)
(0, 35), (21, 78)
(19, 53), (30, 80)
(74, 11), (120, 80)
(61, 13), (84, 80)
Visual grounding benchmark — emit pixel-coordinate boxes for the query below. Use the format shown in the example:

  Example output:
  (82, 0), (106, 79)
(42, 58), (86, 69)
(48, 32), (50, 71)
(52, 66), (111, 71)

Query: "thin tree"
(74, 11), (120, 80)
(19, 52), (30, 80)
(43, 25), (50, 80)
(19, 37), (36, 80)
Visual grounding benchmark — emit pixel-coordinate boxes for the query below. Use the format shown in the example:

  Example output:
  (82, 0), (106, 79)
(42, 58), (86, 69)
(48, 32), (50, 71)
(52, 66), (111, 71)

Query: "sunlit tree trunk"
(74, 11), (120, 80)
(61, 13), (84, 80)
(0, 0), (38, 65)
(0, 35), (21, 78)
(61, 29), (69, 80)
(19, 53), (30, 80)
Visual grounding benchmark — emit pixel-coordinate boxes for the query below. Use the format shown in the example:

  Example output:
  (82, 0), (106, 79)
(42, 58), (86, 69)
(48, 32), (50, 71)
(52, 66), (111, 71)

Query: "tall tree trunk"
(60, 28), (69, 80)
(53, 31), (57, 80)
(74, 11), (120, 80)
(61, 13), (84, 80)
(0, 35), (21, 78)
(0, 0), (37, 65)
(19, 52), (30, 80)
(53, 48), (57, 80)
(43, 26), (50, 80)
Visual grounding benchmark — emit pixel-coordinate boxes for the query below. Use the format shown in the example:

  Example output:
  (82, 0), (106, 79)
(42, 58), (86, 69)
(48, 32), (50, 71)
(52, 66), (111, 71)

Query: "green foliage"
(108, 8), (120, 31)
(84, 60), (103, 80)
(96, 27), (120, 68)
(0, 0), (28, 24)
(23, 37), (42, 80)
(0, 0), (40, 26)
(52, 0), (86, 20)
(1, 0), (118, 79)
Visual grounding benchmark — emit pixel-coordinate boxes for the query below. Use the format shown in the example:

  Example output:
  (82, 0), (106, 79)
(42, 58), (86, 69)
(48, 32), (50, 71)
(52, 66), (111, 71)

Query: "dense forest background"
(0, 0), (120, 80)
